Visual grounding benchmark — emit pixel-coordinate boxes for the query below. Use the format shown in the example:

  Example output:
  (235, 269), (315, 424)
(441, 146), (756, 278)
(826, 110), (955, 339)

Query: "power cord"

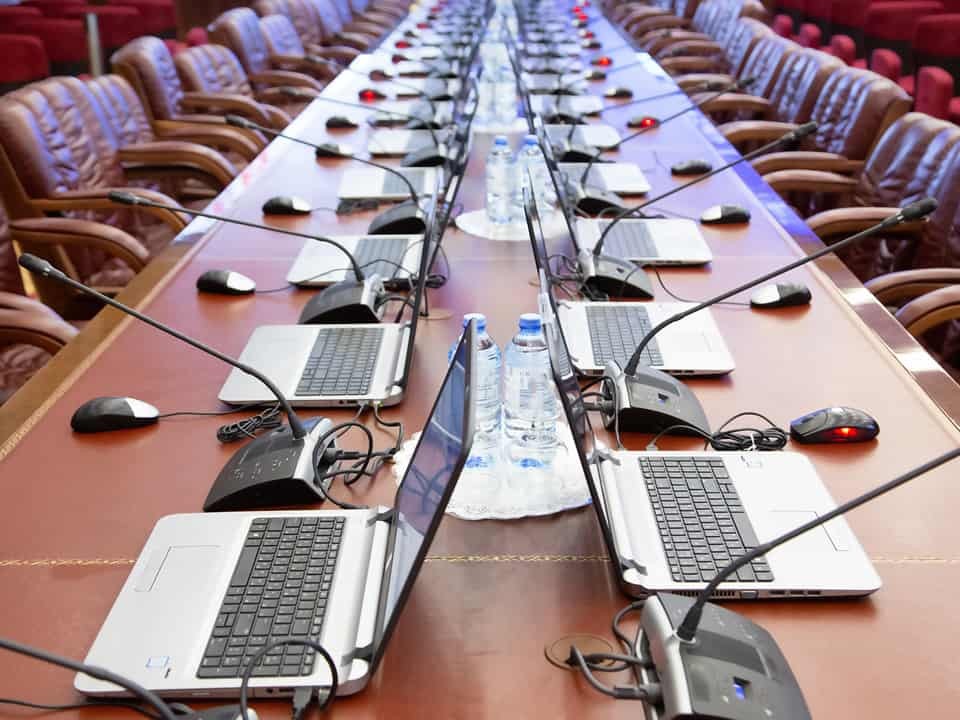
(646, 411), (788, 452)
(650, 267), (750, 308)
(216, 405), (283, 443)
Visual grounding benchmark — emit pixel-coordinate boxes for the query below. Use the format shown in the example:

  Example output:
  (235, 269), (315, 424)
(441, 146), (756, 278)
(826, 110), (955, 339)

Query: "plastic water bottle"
(516, 134), (555, 213)
(449, 313), (501, 468)
(485, 135), (515, 224)
(492, 63), (517, 126)
(502, 313), (559, 467)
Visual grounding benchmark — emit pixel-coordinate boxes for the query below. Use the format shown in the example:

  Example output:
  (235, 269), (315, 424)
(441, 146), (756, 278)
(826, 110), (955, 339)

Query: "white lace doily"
(454, 208), (568, 242)
(392, 423), (592, 520)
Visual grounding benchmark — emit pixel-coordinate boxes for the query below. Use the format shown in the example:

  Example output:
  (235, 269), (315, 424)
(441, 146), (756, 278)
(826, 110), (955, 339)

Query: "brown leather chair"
(636, 0), (738, 54)
(623, 0), (702, 40)
(656, 17), (771, 79)
(258, 14), (348, 79)
(0, 289), (77, 405)
(174, 44), (305, 128)
(725, 67), (912, 172)
(208, 8), (328, 98)
(346, 0), (406, 25)
(328, 0), (393, 40)
(306, 0), (382, 51)
(709, 48), (843, 148)
(111, 36), (273, 146)
(254, 0), (361, 62)
(764, 113), (960, 281)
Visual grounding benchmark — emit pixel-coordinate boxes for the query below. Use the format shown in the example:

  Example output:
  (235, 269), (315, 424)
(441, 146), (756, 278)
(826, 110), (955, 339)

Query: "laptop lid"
(368, 319), (477, 673)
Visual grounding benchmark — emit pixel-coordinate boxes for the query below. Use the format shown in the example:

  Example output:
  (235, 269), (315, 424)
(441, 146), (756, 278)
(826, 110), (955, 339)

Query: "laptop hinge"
(367, 508), (396, 527)
(591, 448), (620, 466)
(620, 555), (647, 575)
(341, 641), (375, 666)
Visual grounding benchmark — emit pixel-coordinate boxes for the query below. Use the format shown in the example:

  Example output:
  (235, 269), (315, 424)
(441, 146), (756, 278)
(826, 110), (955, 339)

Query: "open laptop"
(286, 234), (424, 287)
(557, 161), (651, 196)
(77, 324), (476, 698)
(536, 274), (881, 599)
(338, 166), (439, 202)
(523, 184), (733, 377)
(220, 177), (440, 408)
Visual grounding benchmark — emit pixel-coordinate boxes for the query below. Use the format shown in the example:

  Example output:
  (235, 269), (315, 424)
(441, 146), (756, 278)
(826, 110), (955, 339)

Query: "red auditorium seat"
(864, 2), (945, 74)
(7, 18), (89, 75)
(106, 1), (176, 37)
(0, 35), (50, 95)
(804, 0), (834, 37)
(186, 27), (209, 46)
(871, 47), (904, 83)
(0, 6), (43, 23)
(827, 34), (861, 67)
(911, 14), (960, 87)
(794, 22), (822, 48)
(914, 65), (954, 119)
(61, 6), (142, 54)
(773, 14), (793, 37)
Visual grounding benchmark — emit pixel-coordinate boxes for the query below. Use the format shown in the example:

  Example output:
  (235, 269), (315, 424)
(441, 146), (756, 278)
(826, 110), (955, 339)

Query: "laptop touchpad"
(668, 332), (711, 352)
(135, 545), (221, 593)
(762, 511), (837, 553)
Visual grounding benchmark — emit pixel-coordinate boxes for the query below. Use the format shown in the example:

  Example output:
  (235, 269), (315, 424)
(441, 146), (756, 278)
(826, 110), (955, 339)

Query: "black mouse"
(790, 406), (879, 444)
(358, 87), (387, 101)
(671, 158), (713, 176)
(700, 204), (751, 225)
(750, 282), (811, 309)
(627, 115), (659, 129)
(604, 86), (634, 99)
(584, 70), (606, 80)
(196, 269), (256, 295)
(262, 195), (312, 215)
(326, 115), (358, 129)
(71, 396), (159, 433)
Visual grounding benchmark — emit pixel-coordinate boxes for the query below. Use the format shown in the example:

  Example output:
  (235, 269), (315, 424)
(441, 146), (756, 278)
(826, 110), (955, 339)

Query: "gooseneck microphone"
(576, 77), (755, 181)
(603, 198), (938, 435)
(593, 121), (818, 257)
(224, 115), (421, 206)
(18, 253), (344, 512)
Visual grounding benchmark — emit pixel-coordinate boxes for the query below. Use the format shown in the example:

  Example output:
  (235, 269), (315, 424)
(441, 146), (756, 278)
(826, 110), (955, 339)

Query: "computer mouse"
(671, 158), (713, 176)
(368, 68), (395, 81)
(326, 115), (358, 129)
(790, 406), (879, 444)
(358, 87), (387, 101)
(627, 115), (659, 129)
(71, 396), (159, 433)
(262, 195), (312, 215)
(584, 70), (606, 81)
(604, 86), (634, 99)
(700, 204), (751, 225)
(196, 269), (257, 295)
(750, 282), (811, 309)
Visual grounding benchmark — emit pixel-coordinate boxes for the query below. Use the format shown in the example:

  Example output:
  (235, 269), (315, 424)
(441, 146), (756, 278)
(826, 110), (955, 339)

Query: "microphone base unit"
(601, 362), (710, 436)
(368, 200), (429, 235)
(401, 144), (452, 168)
(204, 416), (338, 512)
(566, 178), (627, 215)
(640, 593), (811, 720)
(556, 142), (601, 163)
(298, 276), (385, 325)
(579, 249), (654, 299)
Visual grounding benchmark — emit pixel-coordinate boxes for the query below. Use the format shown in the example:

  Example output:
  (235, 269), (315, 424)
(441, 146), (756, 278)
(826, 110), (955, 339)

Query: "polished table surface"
(1, 3), (960, 718)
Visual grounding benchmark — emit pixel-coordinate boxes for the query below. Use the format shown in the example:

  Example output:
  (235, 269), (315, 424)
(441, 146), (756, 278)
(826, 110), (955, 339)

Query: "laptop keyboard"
(354, 236), (411, 279)
(198, 517), (345, 678)
(383, 170), (425, 195)
(598, 221), (658, 259)
(296, 327), (385, 396)
(585, 305), (663, 367)
(640, 456), (774, 584)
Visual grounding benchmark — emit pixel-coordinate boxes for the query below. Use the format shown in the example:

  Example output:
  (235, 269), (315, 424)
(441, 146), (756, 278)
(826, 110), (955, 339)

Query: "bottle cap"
(518, 313), (542, 332)
(494, 135), (509, 146)
(523, 134), (537, 145)
(462, 312), (487, 332)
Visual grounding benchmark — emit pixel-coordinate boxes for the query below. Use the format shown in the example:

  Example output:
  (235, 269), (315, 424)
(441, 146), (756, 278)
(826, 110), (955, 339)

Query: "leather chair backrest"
(260, 14), (307, 58)
(209, 8), (273, 77)
(724, 18), (773, 79)
(691, 0), (722, 34)
(674, 0), (701, 19)
(254, 0), (291, 17)
(307, 0), (345, 42)
(284, 0), (325, 48)
(737, 35), (796, 99)
(330, 0), (355, 24)
(767, 48), (842, 125)
(807, 67), (912, 159)
(175, 44), (254, 97)
(85, 75), (153, 147)
(111, 36), (185, 123)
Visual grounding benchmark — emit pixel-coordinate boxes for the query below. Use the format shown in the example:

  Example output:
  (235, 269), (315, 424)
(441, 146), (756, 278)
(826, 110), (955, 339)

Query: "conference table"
(2, 2), (959, 718)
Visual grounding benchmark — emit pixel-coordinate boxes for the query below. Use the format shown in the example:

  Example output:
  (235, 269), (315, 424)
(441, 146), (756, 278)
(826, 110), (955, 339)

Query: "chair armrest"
(117, 141), (237, 188)
(248, 70), (325, 92)
(0, 304), (77, 352)
(332, 32), (371, 51)
(619, 7), (668, 29)
(749, 151), (863, 176)
(662, 56), (730, 74)
(806, 206), (926, 240)
(10, 217), (151, 271)
(307, 44), (361, 62)
(657, 39), (724, 58)
(180, 92), (274, 127)
(866, 268), (960, 305)
(648, 31), (712, 54)
(763, 169), (860, 196)
(699, 92), (772, 116)
(272, 54), (336, 80)
(152, 120), (263, 160)
(342, 21), (384, 38)
(31, 188), (188, 232)
(629, 17), (689, 38)
(718, 120), (798, 145)
(896, 285), (960, 337)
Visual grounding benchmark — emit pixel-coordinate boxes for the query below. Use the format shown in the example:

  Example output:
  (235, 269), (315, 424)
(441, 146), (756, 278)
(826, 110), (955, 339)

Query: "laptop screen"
(370, 320), (476, 671)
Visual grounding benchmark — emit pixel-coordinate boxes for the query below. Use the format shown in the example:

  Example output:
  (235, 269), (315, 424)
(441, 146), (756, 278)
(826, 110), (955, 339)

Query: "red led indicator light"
(395, 40), (411, 49)
(417, 22), (429, 28)
(359, 90), (378, 102)
(595, 56), (612, 67)
(641, 116), (658, 128)
(834, 427), (855, 438)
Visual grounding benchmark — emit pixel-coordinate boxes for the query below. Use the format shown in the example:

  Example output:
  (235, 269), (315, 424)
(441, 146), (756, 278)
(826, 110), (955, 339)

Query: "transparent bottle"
(485, 135), (515, 224)
(492, 63), (517, 127)
(502, 313), (559, 468)
(515, 134), (555, 214)
(449, 313), (501, 469)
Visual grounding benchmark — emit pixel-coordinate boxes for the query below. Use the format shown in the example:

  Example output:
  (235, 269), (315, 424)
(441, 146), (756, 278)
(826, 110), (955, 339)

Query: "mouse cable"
(650, 267), (750, 308)
(237, 640), (337, 720)
(645, 411), (788, 452)
(216, 404), (283, 443)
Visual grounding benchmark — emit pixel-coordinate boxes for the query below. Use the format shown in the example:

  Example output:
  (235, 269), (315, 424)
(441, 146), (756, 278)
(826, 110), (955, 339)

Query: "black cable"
(0, 698), (161, 720)
(239, 639), (337, 720)
(216, 404), (283, 443)
(650, 267), (750, 308)
(645, 412), (788, 452)
(157, 402), (267, 420)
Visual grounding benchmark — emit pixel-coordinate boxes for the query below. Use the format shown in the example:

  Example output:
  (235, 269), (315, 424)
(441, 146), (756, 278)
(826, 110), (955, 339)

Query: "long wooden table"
(2, 3), (960, 718)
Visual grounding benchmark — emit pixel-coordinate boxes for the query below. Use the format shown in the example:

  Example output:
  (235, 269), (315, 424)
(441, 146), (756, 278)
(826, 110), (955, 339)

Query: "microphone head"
(899, 197), (938, 221)
(737, 76), (757, 90)
(702, 79), (729, 91)
(314, 143), (343, 158)
(18, 253), (56, 277)
(224, 114), (252, 129)
(782, 121), (818, 144)
(107, 190), (139, 206)
(277, 86), (306, 99)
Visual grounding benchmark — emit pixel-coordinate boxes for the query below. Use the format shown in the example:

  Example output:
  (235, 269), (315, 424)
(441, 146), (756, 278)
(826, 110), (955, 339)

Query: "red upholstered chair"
(794, 22), (822, 48)
(827, 34), (859, 67)
(106, 0), (176, 37)
(186, 27), (209, 46)
(773, 14), (794, 37)
(0, 35), (50, 95)
(60, 5), (142, 55)
(864, 2), (945, 74)
(804, 0), (834, 36)
(0, 6), (43, 23)
(911, 14), (960, 89)
(21, 0), (84, 15)
(914, 66), (955, 119)
(871, 47), (904, 83)
(7, 17), (89, 75)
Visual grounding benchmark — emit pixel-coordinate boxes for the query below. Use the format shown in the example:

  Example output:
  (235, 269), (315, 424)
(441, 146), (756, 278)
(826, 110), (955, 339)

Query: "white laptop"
(286, 234), (423, 287)
(367, 129), (450, 156)
(558, 161), (651, 195)
(532, 94), (604, 116)
(76, 326), (477, 698)
(576, 217), (713, 265)
(338, 166), (439, 201)
(546, 123), (620, 149)
(541, 297), (881, 600)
